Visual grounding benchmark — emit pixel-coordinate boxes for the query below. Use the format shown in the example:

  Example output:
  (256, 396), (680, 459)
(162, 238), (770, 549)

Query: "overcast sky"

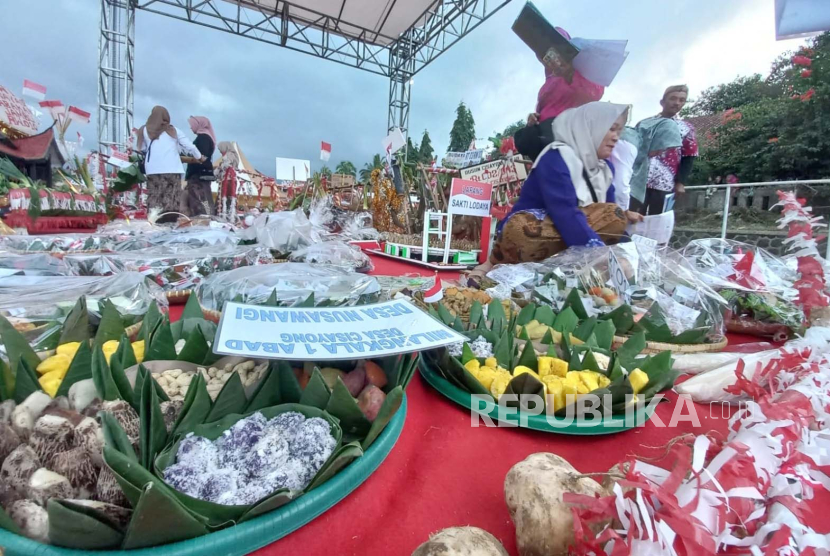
(0, 0), (806, 176)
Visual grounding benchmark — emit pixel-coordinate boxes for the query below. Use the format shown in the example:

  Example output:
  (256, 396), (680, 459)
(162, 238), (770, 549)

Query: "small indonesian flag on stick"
(38, 100), (65, 122)
(423, 273), (444, 303)
(67, 106), (91, 124)
(22, 80), (46, 101)
(320, 141), (331, 162)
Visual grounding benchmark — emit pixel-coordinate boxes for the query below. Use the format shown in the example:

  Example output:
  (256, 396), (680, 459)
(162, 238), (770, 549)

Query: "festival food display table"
(0, 191), (828, 555)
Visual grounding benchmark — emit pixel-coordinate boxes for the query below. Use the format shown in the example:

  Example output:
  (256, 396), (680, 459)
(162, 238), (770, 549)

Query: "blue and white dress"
(498, 142), (616, 249)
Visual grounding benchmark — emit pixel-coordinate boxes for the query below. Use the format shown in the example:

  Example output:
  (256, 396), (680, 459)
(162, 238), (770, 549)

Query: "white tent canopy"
(224, 0), (438, 45)
(775, 0), (830, 40)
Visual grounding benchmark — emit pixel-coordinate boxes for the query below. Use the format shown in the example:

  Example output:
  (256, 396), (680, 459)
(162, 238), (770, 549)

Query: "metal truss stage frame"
(98, 0), (513, 156)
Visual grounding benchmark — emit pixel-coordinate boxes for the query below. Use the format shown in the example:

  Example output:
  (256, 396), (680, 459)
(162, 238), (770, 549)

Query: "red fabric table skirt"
(167, 257), (830, 555)
(3, 213), (108, 234)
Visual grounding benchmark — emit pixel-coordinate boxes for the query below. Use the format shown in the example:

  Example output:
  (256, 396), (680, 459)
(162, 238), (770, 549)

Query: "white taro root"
(0, 399), (16, 424)
(51, 447), (99, 499)
(504, 453), (607, 556)
(29, 414), (75, 466)
(0, 422), (22, 462)
(95, 466), (129, 507)
(74, 416), (104, 467)
(28, 468), (74, 506)
(8, 500), (50, 543)
(19, 392), (53, 421)
(1, 445), (42, 492)
(68, 379), (98, 413)
(10, 404), (34, 442)
(412, 527), (509, 556)
(100, 400), (140, 441)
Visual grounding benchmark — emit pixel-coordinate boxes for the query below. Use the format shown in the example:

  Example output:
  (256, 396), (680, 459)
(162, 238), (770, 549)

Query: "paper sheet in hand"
(214, 299), (467, 360)
(627, 211), (675, 244)
(571, 38), (629, 87)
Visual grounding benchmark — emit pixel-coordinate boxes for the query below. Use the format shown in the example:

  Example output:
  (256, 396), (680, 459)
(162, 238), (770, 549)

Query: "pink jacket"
(537, 69), (604, 121)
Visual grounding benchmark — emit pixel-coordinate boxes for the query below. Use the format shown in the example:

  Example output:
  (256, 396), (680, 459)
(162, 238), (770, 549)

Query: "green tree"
(360, 154), (384, 183)
(319, 165), (332, 178)
(418, 130), (434, 164)
(682, 74), (780, 117)
(335, 161), (357, 177)
(488, 119), (525, 159)
(448, 101), (476, 153)
(690, 32), (829, 183)
(405, 137), (420, 165)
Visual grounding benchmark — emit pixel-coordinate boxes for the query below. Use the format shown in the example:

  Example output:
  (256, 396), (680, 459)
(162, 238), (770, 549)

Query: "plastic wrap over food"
(682, 238), (804, 337)
(535, 244), (726, 341)
(308, 196), (336, 234)
(338, 211), (379, 241)
(0, 234), (112, 254)
(682, 239), (799, 298)
(0, 252), (67, 275)
(0, 272), (166, 351)
(96, 219), (160, 239)
(61, 244), (269, 292)
(240, 210), (320, 255)
(196, 263), (381, 310)
(486, 262), (547, 292)
(110, 227), (241, 252)
(289, 241), (373, 272)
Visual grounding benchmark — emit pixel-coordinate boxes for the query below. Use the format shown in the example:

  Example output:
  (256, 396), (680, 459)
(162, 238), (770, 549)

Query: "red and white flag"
(320, 141), (331, 162)
(76, 132), (84, 149)
(38, 100), (65, 121)
(468, 138), (476, 151)
(109, 147), (130, 168)
(67, 106), (91, 124)
(423, 275), (443, 303)
(22, 80), (46, 101)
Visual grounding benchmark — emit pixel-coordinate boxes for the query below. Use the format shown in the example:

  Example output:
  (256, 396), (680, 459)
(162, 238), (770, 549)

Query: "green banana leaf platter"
(419, 356), (655, 435)
(0, 396), (407, 556)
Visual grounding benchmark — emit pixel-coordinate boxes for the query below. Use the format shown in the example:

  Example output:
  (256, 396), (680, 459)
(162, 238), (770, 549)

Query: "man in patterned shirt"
(629, 85), (699, 215)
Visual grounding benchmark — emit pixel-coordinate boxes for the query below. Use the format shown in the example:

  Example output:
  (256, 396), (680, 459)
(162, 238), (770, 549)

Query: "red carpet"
(170, 256), (830, 555)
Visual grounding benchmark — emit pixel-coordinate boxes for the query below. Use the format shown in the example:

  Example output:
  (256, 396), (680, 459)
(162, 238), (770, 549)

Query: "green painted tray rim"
(419, 356), (654, 435)
(0, 395), (407, 556)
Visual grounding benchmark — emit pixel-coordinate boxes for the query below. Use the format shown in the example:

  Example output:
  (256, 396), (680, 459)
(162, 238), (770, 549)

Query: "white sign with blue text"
(214, 299), (467, 360)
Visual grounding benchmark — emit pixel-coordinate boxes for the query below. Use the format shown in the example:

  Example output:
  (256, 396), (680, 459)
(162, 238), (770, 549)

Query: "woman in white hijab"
(491, 101), (634, 265)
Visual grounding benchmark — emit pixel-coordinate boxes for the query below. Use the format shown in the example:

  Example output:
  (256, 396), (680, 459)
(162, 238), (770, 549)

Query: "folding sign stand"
(423, 211), (451, 264)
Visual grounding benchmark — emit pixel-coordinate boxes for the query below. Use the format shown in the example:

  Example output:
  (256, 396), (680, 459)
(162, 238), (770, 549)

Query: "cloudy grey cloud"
(1, 0), (803, 177)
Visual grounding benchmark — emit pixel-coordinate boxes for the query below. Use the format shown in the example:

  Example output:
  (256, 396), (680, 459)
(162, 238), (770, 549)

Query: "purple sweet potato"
(357, 385), (386, 422)
(342, 369), (367, 398)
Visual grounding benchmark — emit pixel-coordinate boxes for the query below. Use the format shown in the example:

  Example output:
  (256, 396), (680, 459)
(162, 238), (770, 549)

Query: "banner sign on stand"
(213, 299), (467, 360)
(460, 158), (527, 186)
(444, 149), (485, 169)
(448, 178), (493, 217)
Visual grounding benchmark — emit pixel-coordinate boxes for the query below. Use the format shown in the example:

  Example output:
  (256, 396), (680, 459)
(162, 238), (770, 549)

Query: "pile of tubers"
(409, 453), (614, 556)
(0, 390), (135, 543)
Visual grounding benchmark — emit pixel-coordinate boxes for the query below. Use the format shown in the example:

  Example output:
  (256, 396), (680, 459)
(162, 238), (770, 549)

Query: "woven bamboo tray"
(612, 335), (728, 354)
